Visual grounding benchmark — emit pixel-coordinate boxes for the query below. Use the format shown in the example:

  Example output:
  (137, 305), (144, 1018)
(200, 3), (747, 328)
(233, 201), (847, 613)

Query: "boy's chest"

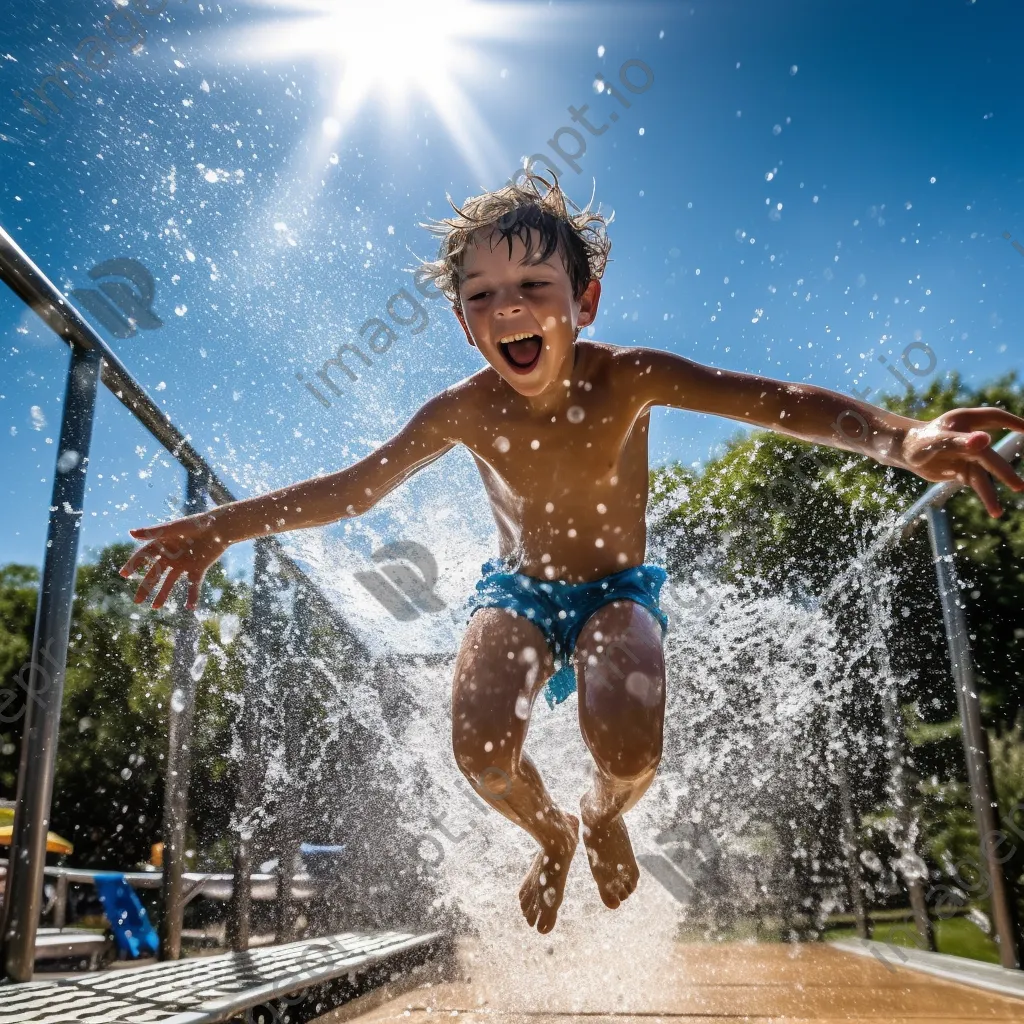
(461, 399), (652, 499)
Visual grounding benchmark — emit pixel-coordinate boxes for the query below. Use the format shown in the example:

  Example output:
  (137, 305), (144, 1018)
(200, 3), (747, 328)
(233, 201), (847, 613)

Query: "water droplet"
(567, 406), (585, 423)
(894, 852), (928, 881)
(219, 614), (240, 645)
(859, 850), (883, 873)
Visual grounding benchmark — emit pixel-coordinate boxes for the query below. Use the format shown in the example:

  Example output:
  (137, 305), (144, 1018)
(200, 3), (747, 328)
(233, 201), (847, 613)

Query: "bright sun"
(221, 0), (548, 180)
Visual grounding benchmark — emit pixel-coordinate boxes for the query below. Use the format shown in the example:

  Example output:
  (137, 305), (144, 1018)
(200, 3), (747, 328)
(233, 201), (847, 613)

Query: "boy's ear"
(453, 304), (477, 348)
(576, 278), (602, 330)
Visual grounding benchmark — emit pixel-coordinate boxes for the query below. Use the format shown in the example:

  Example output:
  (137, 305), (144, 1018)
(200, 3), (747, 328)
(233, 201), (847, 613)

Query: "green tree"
(0, 542), (250, 868)
(647, 371), (1024, 931)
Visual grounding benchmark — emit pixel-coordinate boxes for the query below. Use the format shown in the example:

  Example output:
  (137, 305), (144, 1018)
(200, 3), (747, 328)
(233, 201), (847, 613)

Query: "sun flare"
(218, 0), (549, 180)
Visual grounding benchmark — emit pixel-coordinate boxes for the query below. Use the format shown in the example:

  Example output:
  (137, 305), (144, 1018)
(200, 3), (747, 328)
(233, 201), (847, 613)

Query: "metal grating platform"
(1, 930), (444, 1024)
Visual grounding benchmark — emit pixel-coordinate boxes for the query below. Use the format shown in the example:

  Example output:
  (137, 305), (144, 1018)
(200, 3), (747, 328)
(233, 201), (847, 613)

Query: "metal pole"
(274, 583), (308, 944)
(925, 503), (1022, 969)
(0, 343), (101, 983)
(158, 471), (208, 961)
(0, 225), (358, 649)
(227, 538), (273, 950)
(53, 873), (68, 932)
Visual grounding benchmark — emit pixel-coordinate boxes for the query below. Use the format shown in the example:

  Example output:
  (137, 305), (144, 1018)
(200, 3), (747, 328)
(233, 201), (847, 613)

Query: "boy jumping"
(121, 174), (1024, 934)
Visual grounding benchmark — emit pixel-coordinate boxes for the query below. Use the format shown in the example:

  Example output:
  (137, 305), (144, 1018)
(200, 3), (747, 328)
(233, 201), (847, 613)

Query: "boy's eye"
(467, 291), (490, 301)
(522, 281), (547, 289)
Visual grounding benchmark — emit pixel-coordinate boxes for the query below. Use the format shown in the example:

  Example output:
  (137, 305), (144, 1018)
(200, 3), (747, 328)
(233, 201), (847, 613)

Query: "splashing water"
(222, 454), (921, 994)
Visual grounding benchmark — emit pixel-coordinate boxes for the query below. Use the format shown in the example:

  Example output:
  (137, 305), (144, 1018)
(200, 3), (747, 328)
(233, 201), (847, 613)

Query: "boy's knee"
(451, 728), (516, 783)
(591, 734), (661, 782)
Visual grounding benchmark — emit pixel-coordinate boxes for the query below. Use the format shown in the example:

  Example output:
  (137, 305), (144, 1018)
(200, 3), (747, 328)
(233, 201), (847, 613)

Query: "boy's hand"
(899, 407), (1024, 518)
(119, 513), (228, 610)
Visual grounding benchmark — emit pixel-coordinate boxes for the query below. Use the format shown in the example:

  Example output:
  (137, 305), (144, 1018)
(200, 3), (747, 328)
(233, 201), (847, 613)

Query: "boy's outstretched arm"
(119, 391), (460, 609)
(625, 347), (1024, 518)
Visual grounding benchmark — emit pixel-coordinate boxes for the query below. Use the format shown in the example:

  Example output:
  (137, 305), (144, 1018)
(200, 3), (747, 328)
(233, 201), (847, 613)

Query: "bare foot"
(580, 804), (640, 909)
(518, 811), (579, 933)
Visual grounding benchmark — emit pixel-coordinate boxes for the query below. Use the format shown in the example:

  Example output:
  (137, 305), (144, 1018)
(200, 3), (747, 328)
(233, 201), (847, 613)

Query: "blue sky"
(1, 0), (1022, 613)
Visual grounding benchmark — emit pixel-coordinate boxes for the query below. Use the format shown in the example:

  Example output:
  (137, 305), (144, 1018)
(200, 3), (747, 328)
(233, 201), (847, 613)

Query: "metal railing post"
(0, 342), (101, 983)
(275, 584), (312, 943)
(159, 470), (208, 961)
(53, 872), (69, 931)
(0, 222), (373, 962)
(925, 503), (1022, 968)
(227, 537), (274, 950)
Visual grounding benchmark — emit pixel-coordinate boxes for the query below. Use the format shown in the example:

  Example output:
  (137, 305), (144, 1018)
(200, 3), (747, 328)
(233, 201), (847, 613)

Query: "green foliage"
(650, 370), (1023, 705)
(824, 915), (1001, 964)
(890, 373), (1024, 724)
(916, 715), (1024, 910)
(0, 565), (39, 722)
(0, 542), (250, 868)
(648, 369), (1024, 929)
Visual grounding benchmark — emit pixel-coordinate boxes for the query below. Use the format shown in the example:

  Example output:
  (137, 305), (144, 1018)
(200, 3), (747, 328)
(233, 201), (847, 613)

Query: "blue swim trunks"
(467, 558), (670, 709)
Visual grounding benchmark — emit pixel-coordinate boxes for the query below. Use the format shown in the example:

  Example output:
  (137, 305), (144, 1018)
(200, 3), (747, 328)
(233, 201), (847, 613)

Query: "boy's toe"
(520, 895), (536, 926)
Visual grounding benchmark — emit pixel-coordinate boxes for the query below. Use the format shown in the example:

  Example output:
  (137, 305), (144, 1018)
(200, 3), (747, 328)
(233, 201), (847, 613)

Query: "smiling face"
(454, 228), (601, 400)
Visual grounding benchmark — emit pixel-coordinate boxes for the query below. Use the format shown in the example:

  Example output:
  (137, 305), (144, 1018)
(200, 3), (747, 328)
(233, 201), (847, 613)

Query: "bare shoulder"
(579, 340), (695, 398)
(573, 339), (629, 379)
(579, 339), (672, 371)
(408, 371), (491, 444)
(585, 339), (712, 411)
(604, 341), (687, 372)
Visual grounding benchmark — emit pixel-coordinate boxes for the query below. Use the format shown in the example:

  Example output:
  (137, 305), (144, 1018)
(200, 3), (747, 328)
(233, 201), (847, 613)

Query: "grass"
(822, 915), (1002, 965)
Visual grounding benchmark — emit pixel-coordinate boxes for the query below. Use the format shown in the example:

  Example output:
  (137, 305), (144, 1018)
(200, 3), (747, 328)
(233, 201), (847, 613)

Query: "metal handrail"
(863, 426), (1024, 966)
(0, 224), (358, 637)
(0, 860), (322, 905)
(0, 224), (366, 980)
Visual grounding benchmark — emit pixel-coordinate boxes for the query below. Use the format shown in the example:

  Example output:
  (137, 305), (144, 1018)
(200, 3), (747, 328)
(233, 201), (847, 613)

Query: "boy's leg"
(574, 600), (666, 909)
(451, 607), (579, 933)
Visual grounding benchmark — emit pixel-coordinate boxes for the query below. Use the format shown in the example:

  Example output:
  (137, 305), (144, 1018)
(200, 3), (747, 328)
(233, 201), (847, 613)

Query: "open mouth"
(498, 333), (543, 372)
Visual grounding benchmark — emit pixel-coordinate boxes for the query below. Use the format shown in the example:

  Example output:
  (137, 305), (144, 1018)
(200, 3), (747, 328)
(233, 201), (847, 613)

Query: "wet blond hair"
(416, 171), (612, 311)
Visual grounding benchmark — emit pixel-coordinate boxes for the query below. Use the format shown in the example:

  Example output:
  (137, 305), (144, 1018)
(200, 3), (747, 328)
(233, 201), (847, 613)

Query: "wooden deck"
(333, 940), (1024, 1024)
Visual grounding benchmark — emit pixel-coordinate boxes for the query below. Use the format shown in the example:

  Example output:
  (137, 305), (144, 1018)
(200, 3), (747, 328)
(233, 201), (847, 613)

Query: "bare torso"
(445, 341), (651, 583)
